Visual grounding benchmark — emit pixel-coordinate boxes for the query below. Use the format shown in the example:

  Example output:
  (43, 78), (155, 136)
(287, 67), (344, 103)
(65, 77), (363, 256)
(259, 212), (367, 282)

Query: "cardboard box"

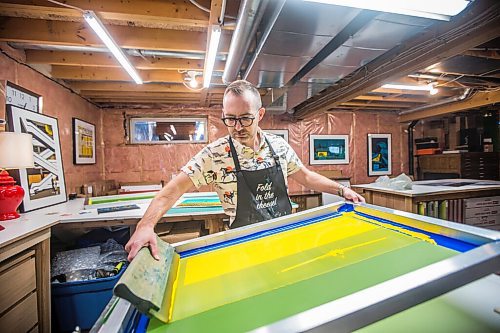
(80, 180), (118, 197)
(464, 196), (500, 209)
(465, 206), (500, 218)
(464, 215), (500, 227)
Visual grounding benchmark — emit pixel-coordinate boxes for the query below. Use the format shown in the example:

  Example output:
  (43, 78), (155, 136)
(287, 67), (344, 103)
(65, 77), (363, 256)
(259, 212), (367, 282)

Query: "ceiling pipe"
(222, 0), (269, 84)
(242, 0), (287, 81)
(398, 88), (472, 116)
(129, 49), (227, 61)
(408, 72), (500, 85)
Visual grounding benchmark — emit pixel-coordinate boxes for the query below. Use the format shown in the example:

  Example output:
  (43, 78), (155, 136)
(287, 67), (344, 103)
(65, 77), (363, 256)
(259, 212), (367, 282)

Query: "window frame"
(129, 116), (208, 144)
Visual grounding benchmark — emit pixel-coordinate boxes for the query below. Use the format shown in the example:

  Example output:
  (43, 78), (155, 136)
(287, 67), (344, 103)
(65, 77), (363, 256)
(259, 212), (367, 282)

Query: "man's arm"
(289, 167), (365, 203)
(125, 172), (194, 261)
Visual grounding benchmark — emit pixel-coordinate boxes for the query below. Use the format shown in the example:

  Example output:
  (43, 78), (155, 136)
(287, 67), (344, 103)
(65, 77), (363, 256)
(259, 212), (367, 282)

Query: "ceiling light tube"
(382, 84), (432, 91)
(203, 25), (222, 88)
(83, 11), (143, 84)
(304, 0), (471, 21)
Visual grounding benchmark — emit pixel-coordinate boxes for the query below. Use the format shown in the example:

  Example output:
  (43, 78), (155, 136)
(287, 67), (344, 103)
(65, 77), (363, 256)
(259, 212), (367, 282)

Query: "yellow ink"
(351, 213), (437, 245)
(281, 237), (387, 273)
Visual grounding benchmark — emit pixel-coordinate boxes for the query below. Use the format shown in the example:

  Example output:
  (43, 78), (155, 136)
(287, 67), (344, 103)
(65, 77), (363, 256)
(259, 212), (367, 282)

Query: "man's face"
(222, 91), (265, 147)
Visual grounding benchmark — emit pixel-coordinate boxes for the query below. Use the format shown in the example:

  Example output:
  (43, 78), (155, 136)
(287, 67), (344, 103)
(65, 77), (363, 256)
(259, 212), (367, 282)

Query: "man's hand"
(125, 225), (159, 261)
(342, 187), (365, 203)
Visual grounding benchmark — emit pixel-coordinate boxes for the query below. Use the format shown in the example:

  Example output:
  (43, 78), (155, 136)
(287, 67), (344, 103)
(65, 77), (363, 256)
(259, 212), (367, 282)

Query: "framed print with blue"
(368, 133), (392, 176)
(309, 134), (349, 165)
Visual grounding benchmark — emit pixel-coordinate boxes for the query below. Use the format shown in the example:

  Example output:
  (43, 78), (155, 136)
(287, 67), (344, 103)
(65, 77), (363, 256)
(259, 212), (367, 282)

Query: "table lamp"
(0, 132), (34, 220)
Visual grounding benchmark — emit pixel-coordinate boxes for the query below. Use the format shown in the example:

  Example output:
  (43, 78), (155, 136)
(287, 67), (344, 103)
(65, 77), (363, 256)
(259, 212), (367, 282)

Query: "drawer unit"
(0, 250), (38, 332)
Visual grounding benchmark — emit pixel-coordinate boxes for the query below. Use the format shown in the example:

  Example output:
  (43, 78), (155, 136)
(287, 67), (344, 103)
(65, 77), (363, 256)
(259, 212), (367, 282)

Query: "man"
(125, 80), (364, 261)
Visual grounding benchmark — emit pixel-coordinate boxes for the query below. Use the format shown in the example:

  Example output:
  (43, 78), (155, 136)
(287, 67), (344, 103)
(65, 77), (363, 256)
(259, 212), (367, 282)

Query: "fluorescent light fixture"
(382, 83), (439, 95)
(203, 25), (222, 88)
(189, 77), (199, 88)
(382, 84), (430, 91)
(304, 0), (471, 21)
(83, 11), (143, 84)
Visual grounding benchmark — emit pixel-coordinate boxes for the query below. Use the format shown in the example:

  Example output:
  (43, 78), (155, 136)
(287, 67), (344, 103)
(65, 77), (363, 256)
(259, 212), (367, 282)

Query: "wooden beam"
(399, 90), (500, 122)
(201, 0), (223, 106)
(373, 87), (457, 96)
(293, 0), (500, 119)
(0, 17), (231, 53)
(81, 91), (222, 98)
(25, 50), (225, 71)
(354, 95), (427, 103)
(463, 49), (500, 60)
(91, 98), (210, 103)
(0, 3), (212, 31)
(2, 1), (208, 18)
(69, 81), (226, 94)
(340, 101), (414, 108)
(51, 66), (184, 82)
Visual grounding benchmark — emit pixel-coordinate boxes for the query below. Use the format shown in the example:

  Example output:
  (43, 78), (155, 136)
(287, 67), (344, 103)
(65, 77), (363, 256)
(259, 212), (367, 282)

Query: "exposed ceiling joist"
(353, 95), (429, 103)
(72, 82), (226, 94)
(51, 66), (185, 82)
(463, 49), (500, 60)
(81, 91), (223, 98)
(372, 88), (456, 96)
(0, 17), (231, 53)
(3, 0), (208, 18)
(399, 90), (500, 122)
(340, 101), (415, 108)
(293, 0), (500, 119)
(25, 50), (225, 71)
(0, 3), (212, 31)
(200, 0), (224, 106)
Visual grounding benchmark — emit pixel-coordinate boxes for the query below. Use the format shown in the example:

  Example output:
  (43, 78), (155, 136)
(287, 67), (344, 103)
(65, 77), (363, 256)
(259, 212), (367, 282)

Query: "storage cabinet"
(0, 229), (51, 333)
(417, 152), (499, 180)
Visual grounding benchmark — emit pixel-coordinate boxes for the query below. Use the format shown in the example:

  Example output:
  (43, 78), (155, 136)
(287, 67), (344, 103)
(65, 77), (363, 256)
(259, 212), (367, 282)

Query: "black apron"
(229, 136), (292, 229)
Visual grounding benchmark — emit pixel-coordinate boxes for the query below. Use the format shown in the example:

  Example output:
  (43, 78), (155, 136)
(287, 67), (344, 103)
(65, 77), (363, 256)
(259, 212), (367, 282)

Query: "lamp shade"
(0, 132), (34, 169)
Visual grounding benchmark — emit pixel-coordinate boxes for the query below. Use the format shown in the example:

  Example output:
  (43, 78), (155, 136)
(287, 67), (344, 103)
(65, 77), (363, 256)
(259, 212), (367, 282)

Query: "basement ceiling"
(0, 0), (499, 120)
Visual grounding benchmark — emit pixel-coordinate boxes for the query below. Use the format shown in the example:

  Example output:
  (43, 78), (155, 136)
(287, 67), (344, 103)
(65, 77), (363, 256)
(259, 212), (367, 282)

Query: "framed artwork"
(6, 106), (67, 212)
(73, 118), (96, 164)
(368, 133), (392, 176)
(309, 134), (349, 165)
(265, 129), (289, 143)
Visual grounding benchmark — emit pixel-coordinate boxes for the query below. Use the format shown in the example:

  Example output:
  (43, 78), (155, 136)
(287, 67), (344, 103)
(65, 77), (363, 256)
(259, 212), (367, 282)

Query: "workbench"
(91, 202), (500, 333)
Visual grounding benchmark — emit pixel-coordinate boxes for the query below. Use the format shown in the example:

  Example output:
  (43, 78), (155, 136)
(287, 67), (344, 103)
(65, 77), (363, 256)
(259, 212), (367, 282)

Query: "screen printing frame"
(92, 202), (500, 333)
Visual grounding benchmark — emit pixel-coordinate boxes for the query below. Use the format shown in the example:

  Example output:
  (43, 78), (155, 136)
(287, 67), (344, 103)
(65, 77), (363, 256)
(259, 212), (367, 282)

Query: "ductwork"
(398, 88), (473, 116)
(242, 0), (287, 80)
(222, 0), (269, 84)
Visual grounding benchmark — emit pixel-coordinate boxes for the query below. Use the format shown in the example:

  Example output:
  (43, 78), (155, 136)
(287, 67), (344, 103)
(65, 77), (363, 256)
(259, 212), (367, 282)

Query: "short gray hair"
(223, 80), (262, 110)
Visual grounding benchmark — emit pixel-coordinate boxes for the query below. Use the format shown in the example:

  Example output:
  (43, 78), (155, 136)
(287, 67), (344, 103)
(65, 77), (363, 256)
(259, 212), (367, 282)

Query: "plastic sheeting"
(103, 108), (407, 190)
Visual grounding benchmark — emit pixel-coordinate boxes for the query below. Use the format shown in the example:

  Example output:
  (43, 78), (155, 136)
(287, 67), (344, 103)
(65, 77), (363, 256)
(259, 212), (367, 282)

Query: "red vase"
(0, 170), (25, 220)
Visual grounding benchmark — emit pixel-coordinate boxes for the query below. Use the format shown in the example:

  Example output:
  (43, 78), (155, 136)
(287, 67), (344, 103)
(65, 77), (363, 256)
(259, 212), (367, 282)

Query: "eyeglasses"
(221, 115), (256, 127)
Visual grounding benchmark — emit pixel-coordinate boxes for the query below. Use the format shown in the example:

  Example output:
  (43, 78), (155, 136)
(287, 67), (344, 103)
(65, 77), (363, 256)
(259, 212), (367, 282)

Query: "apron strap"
(228, 136), (241, 172)
(264, 136), (282, 171)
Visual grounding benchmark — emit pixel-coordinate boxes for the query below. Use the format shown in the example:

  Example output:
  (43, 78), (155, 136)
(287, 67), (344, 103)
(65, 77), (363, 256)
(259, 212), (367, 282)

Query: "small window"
(129, 117), (208, 144)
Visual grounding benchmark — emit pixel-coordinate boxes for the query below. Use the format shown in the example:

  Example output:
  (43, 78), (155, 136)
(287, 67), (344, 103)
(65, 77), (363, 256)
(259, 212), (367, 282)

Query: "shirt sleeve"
(181, 146), (214, 188)
(283, 141), (303, 176)
(268, 135), (303, 176)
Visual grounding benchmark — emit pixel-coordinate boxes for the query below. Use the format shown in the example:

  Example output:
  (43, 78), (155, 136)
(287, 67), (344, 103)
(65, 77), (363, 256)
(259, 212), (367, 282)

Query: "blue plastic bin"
(51, 267), (125, 332)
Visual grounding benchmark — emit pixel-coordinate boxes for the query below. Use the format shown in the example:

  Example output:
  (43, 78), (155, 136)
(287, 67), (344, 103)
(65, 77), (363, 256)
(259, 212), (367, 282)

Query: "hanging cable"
(46, 0), (85, 12)
(188, 0), (236, 20)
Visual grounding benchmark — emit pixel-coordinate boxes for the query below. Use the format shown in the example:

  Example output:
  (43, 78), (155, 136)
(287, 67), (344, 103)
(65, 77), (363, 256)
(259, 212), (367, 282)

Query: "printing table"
(91, 202), (500, 333)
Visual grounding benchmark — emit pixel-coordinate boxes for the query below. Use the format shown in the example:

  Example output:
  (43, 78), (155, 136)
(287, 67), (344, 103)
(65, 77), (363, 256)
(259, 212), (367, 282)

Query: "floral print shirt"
(181, 130), (303, 221)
